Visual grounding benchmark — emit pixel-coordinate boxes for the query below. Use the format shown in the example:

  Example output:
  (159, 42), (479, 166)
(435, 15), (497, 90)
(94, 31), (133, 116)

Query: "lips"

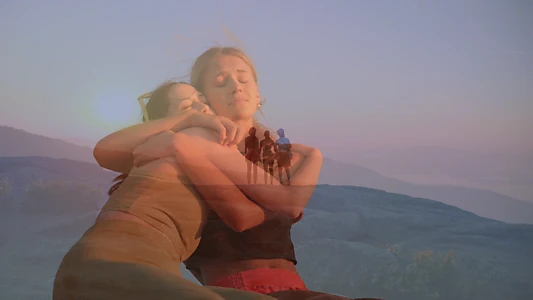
(232, 96), (248, 104)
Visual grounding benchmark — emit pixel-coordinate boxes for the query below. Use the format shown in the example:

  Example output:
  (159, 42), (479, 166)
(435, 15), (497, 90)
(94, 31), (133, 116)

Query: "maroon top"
(184, 209), (297, 271)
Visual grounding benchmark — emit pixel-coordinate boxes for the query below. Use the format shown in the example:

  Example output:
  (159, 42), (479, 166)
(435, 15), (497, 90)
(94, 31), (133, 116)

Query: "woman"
(95, 47), (360, 299)
(53, 81), (277, 300)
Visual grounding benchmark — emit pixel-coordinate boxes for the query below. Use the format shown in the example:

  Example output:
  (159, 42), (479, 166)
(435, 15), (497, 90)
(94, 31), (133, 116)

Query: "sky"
(1, 0), (532, 159)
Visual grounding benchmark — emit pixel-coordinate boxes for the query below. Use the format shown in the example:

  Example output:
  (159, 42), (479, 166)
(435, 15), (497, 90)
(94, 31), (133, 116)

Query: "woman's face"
(166, 83), (214, 117)
(200, 54), (259, 121)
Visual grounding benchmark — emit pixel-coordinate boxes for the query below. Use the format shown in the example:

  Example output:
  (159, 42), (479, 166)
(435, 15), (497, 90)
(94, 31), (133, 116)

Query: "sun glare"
(91, 88), (141, 130)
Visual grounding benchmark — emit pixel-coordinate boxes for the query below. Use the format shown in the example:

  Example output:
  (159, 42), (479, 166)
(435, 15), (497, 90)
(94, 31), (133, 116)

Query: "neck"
(233, 118), (254, 134)
(234, 118), (254, 153)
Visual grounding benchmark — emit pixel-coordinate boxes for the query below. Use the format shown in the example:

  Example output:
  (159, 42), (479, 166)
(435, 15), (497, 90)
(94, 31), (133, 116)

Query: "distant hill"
(0, 156), (116, 191)
(0, 156), (117, 213)
(319, 158), (533, 224)
(346, 146), (533, 202)
(0, 125), (95, 164)
(1, 124), (532, 224)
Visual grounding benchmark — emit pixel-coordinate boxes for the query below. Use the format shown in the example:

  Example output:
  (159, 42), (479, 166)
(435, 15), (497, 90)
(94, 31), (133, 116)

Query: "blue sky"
(1, 0), (531, 159)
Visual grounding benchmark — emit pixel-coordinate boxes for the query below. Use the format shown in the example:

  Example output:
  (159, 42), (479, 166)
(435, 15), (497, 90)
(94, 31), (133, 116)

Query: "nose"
(191, 101), (210, 113)
(228, 77), (243, 94)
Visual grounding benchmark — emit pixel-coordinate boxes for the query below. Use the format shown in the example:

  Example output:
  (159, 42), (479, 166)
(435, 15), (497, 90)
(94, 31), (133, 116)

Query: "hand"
(132, 130), (175, 167)
(173, 112), (244, 147)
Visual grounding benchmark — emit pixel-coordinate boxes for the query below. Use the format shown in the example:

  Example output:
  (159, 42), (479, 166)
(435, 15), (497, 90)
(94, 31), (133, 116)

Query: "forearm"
(94, 113), (194, 172)
(240, 146), (322, 216)
(172, 129), (320, 218)
(173, 144), (268, 232)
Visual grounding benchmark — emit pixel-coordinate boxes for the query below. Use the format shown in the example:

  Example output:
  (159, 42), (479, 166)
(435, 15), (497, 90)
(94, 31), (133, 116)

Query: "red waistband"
(210, 268), (307, 295)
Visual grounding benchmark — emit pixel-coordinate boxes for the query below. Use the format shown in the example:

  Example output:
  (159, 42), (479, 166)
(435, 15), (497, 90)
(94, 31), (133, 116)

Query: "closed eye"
(178, 99), (193, 110)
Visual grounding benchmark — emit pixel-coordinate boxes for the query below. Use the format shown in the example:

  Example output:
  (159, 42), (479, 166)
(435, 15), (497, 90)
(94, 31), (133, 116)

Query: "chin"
(231, 110), (255, 121)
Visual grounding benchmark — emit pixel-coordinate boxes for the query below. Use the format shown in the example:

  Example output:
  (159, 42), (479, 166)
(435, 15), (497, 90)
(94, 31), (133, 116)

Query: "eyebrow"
(177, 98), (193, 107)
(215, 69), (248, 77)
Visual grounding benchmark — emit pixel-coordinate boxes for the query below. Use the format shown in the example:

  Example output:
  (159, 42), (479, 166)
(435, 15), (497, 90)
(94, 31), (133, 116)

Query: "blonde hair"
(189, 46), (275, 138)
(190, 46), (258, 92)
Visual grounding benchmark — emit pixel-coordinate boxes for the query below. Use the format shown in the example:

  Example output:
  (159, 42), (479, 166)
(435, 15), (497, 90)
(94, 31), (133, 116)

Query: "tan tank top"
(100, 158), (209, 262)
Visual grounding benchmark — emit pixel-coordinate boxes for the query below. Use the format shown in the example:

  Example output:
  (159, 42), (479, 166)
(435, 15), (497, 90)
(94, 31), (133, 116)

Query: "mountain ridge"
(2, 125), (532, 224)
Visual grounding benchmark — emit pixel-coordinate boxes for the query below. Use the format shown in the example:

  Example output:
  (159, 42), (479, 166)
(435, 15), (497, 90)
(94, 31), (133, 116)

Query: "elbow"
(227, 212), (266, 232)
(230, 222), (249, 233)
(93, 136), (116, 166)
(93, 141), (132, 173)
(268, 194), (302, 219)
(309, 147), (323, 162)
(280, 188), (312, 219)
(228, 219), (257, 233)
(284, 207), (302, 220)
(93, 144), (108, 168)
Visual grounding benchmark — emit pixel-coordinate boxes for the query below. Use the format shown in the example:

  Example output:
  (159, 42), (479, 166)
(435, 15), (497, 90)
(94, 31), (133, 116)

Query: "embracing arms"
(95, 116), (321, 228)
(93, 111), (243, 173)
(172, 128), (323, 219)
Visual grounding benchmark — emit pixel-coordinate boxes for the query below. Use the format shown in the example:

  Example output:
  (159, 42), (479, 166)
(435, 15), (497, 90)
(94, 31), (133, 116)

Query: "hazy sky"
(1, 0), (532, 159)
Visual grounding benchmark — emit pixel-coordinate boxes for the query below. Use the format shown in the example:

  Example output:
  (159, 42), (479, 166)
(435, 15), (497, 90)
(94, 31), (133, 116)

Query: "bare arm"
(175, 151), (271, 232)
(94, 113), (196, 173)
(172, 128), (323, 218)
(94, 111), (243, 173)
(131, 130), (272, 232)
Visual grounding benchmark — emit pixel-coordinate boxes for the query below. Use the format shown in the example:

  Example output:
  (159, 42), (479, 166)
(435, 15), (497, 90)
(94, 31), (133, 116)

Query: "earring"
(258, 98), (266, 108)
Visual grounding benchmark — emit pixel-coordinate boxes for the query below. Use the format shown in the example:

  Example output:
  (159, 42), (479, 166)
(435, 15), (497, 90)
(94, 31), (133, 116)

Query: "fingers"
(221, 119), (237, 146)
(233, 126), (245, 147)
(186, 113), (244, 147)
(211, 118), (227, 145)
(217, 117), (244, 147)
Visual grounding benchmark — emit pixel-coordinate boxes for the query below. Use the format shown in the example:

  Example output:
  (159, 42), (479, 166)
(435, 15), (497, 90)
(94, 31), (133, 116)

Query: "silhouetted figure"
(244, 127), (260, 184)
(260, 131), (276, 184)
(275, 128), (292, 185)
